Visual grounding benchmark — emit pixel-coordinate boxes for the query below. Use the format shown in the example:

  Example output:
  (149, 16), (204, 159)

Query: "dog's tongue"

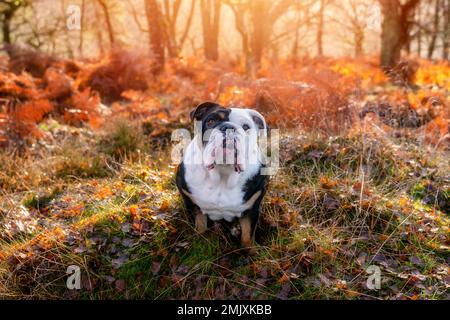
(206, 162), (215, 170)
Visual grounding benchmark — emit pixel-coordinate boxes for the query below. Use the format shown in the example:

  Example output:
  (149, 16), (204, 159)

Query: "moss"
(179, 237), (220, 270)
(23, 187), (62, 210)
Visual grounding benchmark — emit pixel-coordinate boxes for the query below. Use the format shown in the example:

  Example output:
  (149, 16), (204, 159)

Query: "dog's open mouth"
(206, 138), (243, 173)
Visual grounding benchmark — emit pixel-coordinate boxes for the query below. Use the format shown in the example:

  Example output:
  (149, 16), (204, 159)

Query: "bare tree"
(94, 1), (105, 56)
(427, 0), (441, 58)
(379, 0), (421, 69)
(316, 0), (333, 56)
(163, 0), (197, 58)
(8, 0), (65, 54)
(225, 0), (292, 74)
(331, 0), (373, 57)
(79, 0), (86, 57)
(163, 0), (182, 57)
(416, 3), (422, 55)
(0, 0), (28, 44)
(200, 0), (221, 60)
(128, 0), (196, 59)
(145, 0), (165, 74)
(409, 0), (448, 59)
(289, 0), (314, 62)
(97, 0), (115, 47)
(60, 0), (74, 58)
(442, 0), (449, 59)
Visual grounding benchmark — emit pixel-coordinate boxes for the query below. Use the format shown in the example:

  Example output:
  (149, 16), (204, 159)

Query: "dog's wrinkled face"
(190, 102), (267, 173)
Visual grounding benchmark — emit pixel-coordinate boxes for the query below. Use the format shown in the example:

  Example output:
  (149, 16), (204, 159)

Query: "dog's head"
(190, 102), (267, 173)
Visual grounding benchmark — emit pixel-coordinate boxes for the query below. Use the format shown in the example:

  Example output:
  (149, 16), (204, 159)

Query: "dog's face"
(190, 102), (267, 173)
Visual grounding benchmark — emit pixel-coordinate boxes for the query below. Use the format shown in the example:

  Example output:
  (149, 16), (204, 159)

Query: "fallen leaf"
(323, 194), (340, 210)
(159, 200), (170, 212)
(356, 252), (367, 266)
(112, 254), (128, 269)
(278, 273), (290, 284)
(410, 256), (425, 268)
(120, 222), (132, 233)
(115, 279), (126, 292)
(318, 273), (331, 287)
(151, 261), (161, 275)
(276, 284), (291, 300)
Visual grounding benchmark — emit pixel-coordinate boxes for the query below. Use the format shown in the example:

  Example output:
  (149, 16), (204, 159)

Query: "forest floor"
(0, 119), (448, 299)
(0, 52), (449, 299)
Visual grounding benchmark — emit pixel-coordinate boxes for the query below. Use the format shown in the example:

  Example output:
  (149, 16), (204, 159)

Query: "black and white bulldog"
(176, 102), (269, 252)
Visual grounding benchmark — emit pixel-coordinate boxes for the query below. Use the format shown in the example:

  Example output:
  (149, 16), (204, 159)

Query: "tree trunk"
(417, 4), (421, 56)
(226, 0), (291, 75)
(443, 0), (450, 60)
(380, 1), (403, 68)
(427, 0), (440, 59)
(317, 0), (325, 56)
(1, 1), (21, 45)
(145, 0), (165, 74)
(163, 0), (180, 58)
(79, 0), (85, 57)
(354, 27), (364, 57)
(290, 1), (303, 64)
(97, 0), (115, 47)
(227, 3), (250, 72)
(179, 0), (196, 54)
(94, 1), (105, 56)
(291, 22), (299, 63)
(2, 10), (13, 44)
(200, 0), (221, 61)
(162, 0), (197, 57)
(379, 0), (420, 69)
(61, 0), (74, 58)
(250, 0), (270, 67)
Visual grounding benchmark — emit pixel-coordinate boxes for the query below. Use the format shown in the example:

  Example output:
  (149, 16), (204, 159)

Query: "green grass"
(0, 124), (449, 300)
(179, 237), (221, 269)
(98, 119), (146, 161)
(23, 187), (62, 210)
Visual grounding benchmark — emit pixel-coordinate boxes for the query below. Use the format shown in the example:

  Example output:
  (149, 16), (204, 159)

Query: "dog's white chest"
(186, 171), (247, 221)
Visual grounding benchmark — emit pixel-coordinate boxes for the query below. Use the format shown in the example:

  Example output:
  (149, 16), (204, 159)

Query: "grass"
(98, 118), (147, 161)
(0, 119), (449, 300)
(22, 187), (63, 210)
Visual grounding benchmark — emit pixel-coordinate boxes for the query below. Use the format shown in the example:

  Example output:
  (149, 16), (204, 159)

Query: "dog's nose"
(219, 123), (235, 133)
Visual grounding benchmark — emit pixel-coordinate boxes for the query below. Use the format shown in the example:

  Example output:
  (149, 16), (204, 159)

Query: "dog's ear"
(190, 102), (220, 121)
(247, 109), (267, 131)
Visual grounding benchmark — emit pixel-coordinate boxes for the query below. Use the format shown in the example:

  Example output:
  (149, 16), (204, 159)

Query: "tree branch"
(127, 0), (149, 33)
(179, 0), (196, 49)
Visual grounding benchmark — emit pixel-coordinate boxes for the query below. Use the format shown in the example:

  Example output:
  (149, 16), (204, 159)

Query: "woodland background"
(0, 0), (448, 300)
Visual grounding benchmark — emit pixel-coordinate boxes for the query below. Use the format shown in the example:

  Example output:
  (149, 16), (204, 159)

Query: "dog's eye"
(207, 119), (216, 127)
(242, 124), (250, 131)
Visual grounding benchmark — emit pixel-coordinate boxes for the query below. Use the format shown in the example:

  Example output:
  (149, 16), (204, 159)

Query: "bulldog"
(176, 102), (269, 252)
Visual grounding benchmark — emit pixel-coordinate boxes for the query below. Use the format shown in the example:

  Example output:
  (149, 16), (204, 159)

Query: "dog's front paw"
(195, 211), (208, 234)
(245, 246), (258, 256)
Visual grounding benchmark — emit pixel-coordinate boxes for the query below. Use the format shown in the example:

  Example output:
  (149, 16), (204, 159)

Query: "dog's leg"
(239, 215), (256, 254)
(195, 209), (208, 233)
